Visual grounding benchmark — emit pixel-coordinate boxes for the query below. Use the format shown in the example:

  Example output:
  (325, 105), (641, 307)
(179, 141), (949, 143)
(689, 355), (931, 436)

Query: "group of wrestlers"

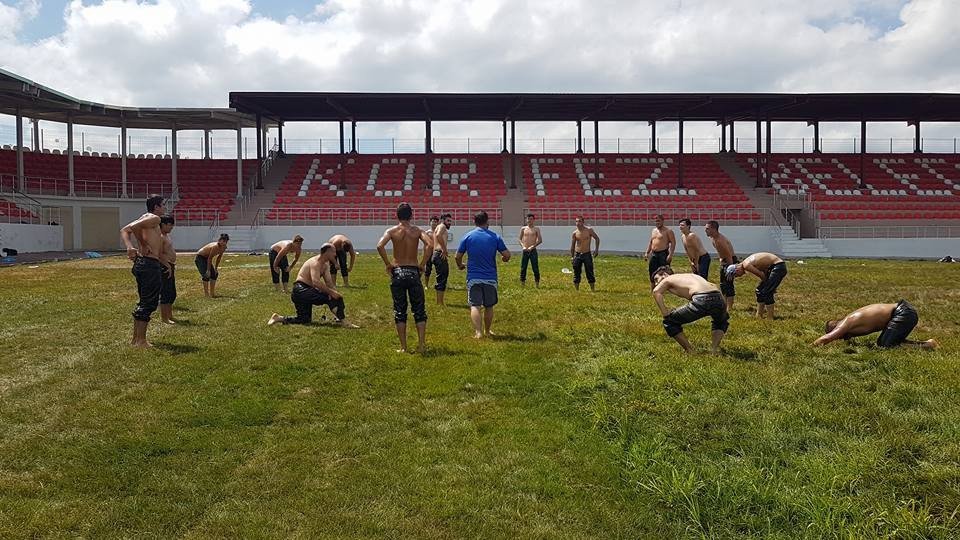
(121, 195), (938, 353)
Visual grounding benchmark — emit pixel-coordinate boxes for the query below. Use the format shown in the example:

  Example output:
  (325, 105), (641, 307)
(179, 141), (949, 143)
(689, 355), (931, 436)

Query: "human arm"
(214, 250), (224, 270)
(455, 236), (467, 270)
(289, 247), (301, 269)
(742, 260), (765, 280)
(651, 281), (671, 317)
(419, 230), (432, 272)
(534, 227), (542, 248)
(455, 250), (465, 271)
(570, 233), (576, 258)
(348, 247), (356, 272)
(591, 229), (601, 257)
(518, 228), (527, 251)
(497, 236), (510, 262)
(119, 214), (160, 260)
(812, 319), (850, 346)
(376, 230), (394, 274)
(644, 235), (653, 259)
(666, 230), (676, 263)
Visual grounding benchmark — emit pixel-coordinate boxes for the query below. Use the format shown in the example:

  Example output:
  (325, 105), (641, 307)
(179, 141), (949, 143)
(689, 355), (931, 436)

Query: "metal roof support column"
(650, 121), (657, 153)
(720, 120), (727, 153)
(15, 107), (24, 191)
(576, 121), (583, 154)
(171, 124), (179, 197)
(593, 121), (600, 187)
(255, 114), (263, 189)
(351, 120), (357, 154)
(813, 121), (821, 153)
(67, 113), (75, 196)
(203, 129), (211, 159)
(425, 119), (431, 192)
(339, 121), (345, 154)
(754, 120), (761, 188)
(277, 122), (283, 155)
(32, 119), (40, 152)
(678, 120), (685, 189)
(914, 122), (922, 153)
(765, 120), (772, 188)
(501, 121), (507, 153)
(510, 120), (516, 188)
(121, 120), (128, 198)
(729, 121), (736, 153)
(236, 123), (243, 198)
(859, 120), (866, 187)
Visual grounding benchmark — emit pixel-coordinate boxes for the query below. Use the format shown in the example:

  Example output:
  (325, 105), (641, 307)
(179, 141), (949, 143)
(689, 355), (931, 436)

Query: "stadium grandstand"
(2, 67), (960, 259)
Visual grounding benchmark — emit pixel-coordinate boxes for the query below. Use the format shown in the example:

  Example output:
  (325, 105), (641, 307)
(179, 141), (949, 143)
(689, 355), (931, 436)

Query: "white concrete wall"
(824, 238), (960, 259)
(0, 223), (64, 253)
(169, 224), (780, 256)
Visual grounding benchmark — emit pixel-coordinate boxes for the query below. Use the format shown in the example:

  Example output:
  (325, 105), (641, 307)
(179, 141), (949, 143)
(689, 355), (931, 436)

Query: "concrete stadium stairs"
(770, 225), (832, 258)
(220, 155), (295, 226)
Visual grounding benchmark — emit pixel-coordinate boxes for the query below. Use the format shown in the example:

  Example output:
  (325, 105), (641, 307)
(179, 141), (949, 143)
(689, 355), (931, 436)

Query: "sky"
(1, 0), (959, 151)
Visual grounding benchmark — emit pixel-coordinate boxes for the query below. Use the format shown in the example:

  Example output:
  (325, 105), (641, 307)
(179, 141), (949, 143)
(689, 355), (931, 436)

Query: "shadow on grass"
(168, 319), (203, 327)
(421, 346), (460, 358)
(722, 347), (760, 362)
(153, 342), (201, 355)
(172, 306), (193, 312)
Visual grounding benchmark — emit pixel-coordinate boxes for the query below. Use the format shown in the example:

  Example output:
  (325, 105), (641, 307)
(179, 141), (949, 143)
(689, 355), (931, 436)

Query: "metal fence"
(818, 225), (960, 239)
(522, 206), (775, 226)
(254, 206), (502, 227)
(170, 208), (222, 227)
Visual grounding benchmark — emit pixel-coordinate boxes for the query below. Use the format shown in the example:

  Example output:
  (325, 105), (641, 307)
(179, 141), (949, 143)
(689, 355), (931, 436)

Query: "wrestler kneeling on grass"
(813, 300), (938, 349)
(651, 266), (729, 354)
(267, 243), (358, 328)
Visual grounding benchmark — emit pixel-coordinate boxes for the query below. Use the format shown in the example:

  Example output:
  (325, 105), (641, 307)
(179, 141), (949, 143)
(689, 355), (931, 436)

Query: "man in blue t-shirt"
(455, 211), (511, 338)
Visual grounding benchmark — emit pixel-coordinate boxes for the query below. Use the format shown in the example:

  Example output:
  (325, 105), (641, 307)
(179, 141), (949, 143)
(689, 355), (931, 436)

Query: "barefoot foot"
(267, 313), (284, 326)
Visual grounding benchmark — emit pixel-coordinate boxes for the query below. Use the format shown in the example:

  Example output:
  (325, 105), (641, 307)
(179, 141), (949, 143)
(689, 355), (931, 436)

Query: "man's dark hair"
(440, 213), (452, 220)
(219, 233), (230, 242)
(474, 211), (489, 226)
(146, 195), (165, 212)
(343, 241), (353, 252)
(824, 320), (838, 334)
(430, 215), (440, 222)
(526, 213), (536, 219)
(651, 265), (674, 284)
(320, 243), (333, 254)
(160, 215), (175, 225)
(655, 214), (664, 221)
(679, 218), (691, 227)
(707, 220), (720, 230)
(397, 203), (413, 221)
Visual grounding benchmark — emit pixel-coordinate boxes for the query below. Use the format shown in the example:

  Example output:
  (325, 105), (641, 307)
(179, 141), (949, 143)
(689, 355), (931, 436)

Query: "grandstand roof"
(0, 68), (260, 130)
(229, 91), (960, 124)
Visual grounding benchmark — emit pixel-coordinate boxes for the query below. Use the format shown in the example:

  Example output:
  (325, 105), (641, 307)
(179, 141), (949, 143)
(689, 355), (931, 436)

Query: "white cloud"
(0, 0), (958, 141)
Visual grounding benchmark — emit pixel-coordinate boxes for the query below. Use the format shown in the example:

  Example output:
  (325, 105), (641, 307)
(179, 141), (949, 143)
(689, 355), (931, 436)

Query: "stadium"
(1, 1), (959, 537)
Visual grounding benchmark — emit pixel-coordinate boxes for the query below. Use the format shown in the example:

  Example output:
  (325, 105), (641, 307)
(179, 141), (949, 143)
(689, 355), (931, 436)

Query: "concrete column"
(765, 120), (772, 188)
(650, 121), (657, 153)
(32, 118), (40, 152)
(15, 108), (24, 191)
(203, 129), (211, 159)
(72, 202), (83, 250)
(425, 120), (432, 153)
(67, 114), (75, 196)
(339, 120), (345, 154)
(859, 121), (866, 187)
(236, 125), (243, 198)
(277, 123), (283, 155)
(593, 121), (600, 186)
(755, 120), (761, 188)
(729, 121), (736, 152)
(171, 125), (179, 197)
(678, 120), (685, 188)
(720, 121), (727, 153)
(255, 114), (263, 189)
(510, 120), (516, 188)
(501, 121), (507, 153)
(351, 120), (357, 153)
(813, 121), (821, 153)
(576, 121), (583, 153)
(914, 122), (922, 153)
(121, 121), (128, 198)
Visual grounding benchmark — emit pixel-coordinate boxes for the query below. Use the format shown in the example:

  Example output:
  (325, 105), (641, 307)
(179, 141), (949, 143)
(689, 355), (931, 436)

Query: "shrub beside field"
(0, 255), (957, 537)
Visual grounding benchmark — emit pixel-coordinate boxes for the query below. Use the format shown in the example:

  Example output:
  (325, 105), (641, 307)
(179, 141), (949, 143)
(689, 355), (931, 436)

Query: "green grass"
(1, 254), (959, 538)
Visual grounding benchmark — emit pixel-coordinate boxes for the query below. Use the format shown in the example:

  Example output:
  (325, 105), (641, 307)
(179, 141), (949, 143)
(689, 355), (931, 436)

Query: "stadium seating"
(524, 154), (760, 223)
(0, 197), (39, 222)
(0, 149), (257, 222)
(266, 154), (506, 221)
(734, 153), (960, 221)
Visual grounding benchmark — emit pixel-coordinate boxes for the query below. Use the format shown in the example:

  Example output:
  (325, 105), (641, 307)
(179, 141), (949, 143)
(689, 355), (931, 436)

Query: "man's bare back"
(830, 303), (897, 338)
(385, 223), (429, 266)
(328, 234), (351, 250)
(742, 252), (782, 272)
(197, 241), (225, 258)
(295, 254), (334, 289)
(657, 273), (720, 300)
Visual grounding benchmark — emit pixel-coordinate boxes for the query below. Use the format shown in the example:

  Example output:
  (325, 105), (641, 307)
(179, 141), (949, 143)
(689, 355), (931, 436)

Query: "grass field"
(1, 253), (959, 538)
